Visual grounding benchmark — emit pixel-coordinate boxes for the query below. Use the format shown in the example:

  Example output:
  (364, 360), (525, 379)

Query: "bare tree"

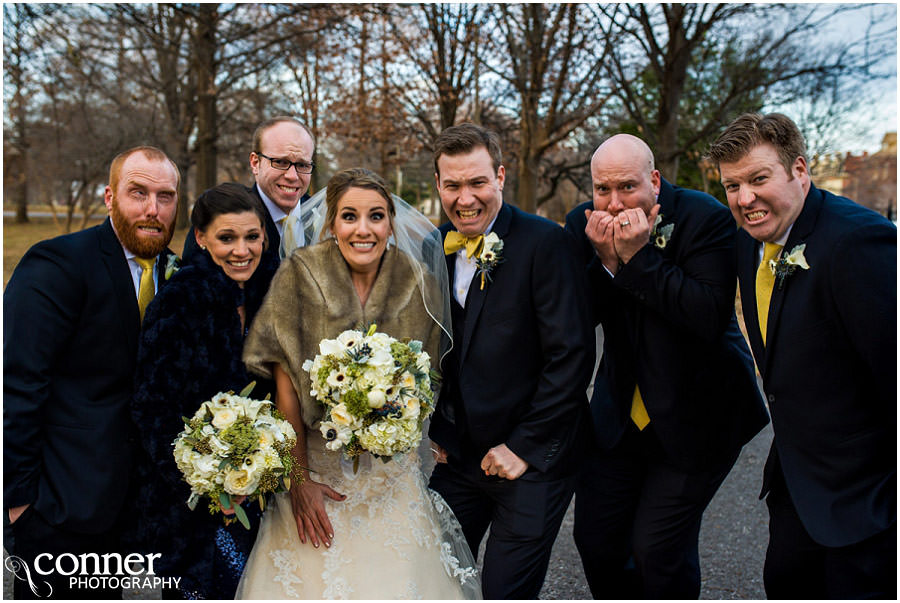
(385, 4), (488, 143)
(3, 4), (41, 223)
(598, 3), (896, 183)
(482, 4), (617, 213)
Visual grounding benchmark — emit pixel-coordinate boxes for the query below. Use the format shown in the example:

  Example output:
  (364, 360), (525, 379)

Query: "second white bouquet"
(173, 382), (298, 529)
(302, 324), (435, 465)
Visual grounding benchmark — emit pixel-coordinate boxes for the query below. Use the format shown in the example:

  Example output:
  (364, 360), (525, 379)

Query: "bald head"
(590, 133), (661, 216)
(592, 134), (656, 174)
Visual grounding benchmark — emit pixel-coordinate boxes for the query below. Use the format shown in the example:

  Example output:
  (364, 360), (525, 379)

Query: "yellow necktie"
(444, 232), (484, 259)
(755, 243), (783, 345)
(630, 385), (650, 430)
(279, 216), (296, 255)
(136, 257), (156, 321)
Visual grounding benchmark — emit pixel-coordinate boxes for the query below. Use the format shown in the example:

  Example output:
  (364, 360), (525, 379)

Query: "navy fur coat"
(127, 249), (278, 598)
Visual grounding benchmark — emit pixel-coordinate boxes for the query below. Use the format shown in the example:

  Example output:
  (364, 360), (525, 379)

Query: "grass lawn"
(3, 217), (191, 288)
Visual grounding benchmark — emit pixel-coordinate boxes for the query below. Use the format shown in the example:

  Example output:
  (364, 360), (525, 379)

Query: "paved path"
(537, 422), (771, 599)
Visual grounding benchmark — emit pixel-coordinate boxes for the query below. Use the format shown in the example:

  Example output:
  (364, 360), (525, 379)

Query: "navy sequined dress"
(127, 249), (278, 599)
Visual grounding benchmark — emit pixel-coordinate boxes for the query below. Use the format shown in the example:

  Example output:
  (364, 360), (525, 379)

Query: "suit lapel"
(762, 185), (822, 374)
(459, 203), (512, 364)
(97, 219), (140, 351)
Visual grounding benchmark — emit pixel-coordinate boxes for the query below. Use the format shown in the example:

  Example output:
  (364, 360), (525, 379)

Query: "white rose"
(211, 408), (237, 430)
(319, 338), (344, 357)
(257, 428), (274, 448)
(187, 472), (214, 492)
(194, 454), (220, 477)
(400, 371), (416, 389)
(173, 444), (195, 474)
(483, 232), (500, 247)
(367, 388), (387, 408)
(368, 346), (394, 369)
(257, 446), (282, 470)
(401, 397), (420, 420)
(330, 403), (360, 428)
(223, 468), (260, 496)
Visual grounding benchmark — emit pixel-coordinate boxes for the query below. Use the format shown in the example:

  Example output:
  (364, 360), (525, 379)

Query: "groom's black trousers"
(430, 460), (576, 599)
(573, 423), (738, 599)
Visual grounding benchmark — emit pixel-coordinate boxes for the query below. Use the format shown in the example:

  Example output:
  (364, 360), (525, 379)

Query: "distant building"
(811, 132), (897, 220)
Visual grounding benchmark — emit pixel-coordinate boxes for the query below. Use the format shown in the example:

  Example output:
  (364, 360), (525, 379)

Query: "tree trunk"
(515, 111), (539, 213)
(13, 165), (28, 223)
(515, 151), (539, 214)
(10, 13), (29, 223)
(177, 158), (191, 230)
(193, 4), (218, 196)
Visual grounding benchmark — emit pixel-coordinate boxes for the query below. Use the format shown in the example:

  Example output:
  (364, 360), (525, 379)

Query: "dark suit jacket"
(736, 183), (896, 547)
(3, 219), (173, 533)
(429, 203), (595, 479)
(565, 179), (769, 472)
(182, 183), (283, 267)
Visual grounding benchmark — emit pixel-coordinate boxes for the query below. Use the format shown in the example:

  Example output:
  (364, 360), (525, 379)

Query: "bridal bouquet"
(303, 324), (435, 465)
(172, 382), (298, 529)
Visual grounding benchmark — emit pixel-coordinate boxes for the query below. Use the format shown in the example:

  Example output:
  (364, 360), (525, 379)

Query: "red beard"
(109, 197), (175, 259)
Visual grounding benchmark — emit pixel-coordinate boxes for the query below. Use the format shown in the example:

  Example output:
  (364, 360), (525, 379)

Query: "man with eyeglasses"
(183, 116), (316, 265)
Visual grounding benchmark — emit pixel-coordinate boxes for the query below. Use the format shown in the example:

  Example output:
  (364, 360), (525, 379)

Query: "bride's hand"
(288, 478), (346, 548)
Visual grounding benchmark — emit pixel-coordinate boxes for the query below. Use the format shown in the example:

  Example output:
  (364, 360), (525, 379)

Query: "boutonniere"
(769, 243), (809, 288)
(475, 232), (504, 290)
(649, 214), (674, 250)
(165, 254), (181, 280)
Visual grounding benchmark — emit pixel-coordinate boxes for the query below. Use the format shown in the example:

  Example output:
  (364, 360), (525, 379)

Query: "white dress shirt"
(256, 184), (289, 238)
(452, 214), (499, 307)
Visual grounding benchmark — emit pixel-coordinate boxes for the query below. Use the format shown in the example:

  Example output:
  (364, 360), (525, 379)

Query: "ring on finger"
(620, 219), (631, 226)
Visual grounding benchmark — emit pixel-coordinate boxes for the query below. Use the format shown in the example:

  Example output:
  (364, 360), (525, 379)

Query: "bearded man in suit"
(428, 123), (595, 599)
(565, 134), (769, 599)
(182, 116), (315, 264)
(708, 112), (896, 599)
(4, 146), (179, 599)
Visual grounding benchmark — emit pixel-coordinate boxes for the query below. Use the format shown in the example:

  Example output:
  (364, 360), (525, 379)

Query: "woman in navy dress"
(129, 182), (278, 598)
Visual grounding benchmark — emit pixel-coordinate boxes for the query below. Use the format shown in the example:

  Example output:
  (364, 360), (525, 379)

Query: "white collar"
(255, 183), (289, 224)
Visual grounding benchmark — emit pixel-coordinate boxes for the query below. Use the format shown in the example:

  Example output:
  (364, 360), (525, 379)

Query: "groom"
(428, 123), (595, 599)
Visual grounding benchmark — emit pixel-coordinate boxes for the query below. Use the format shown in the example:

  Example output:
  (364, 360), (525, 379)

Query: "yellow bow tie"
(444, 232), (484, 259)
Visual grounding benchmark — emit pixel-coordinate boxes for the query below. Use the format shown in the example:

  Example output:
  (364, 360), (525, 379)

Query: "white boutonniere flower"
(769, 243), (810, 288)
(475, 232), (504, 290)
(165, 254), (181, 280)
(649, 214), (674, 250)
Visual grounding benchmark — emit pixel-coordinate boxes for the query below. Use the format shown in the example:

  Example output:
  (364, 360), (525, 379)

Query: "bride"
(237, 168), (480, 599)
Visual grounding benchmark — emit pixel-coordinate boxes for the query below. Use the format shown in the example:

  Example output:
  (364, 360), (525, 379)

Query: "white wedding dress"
(235, 429), (480, 599)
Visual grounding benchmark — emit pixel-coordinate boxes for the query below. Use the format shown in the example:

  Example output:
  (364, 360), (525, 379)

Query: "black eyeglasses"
(256, 152), (315, 174)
